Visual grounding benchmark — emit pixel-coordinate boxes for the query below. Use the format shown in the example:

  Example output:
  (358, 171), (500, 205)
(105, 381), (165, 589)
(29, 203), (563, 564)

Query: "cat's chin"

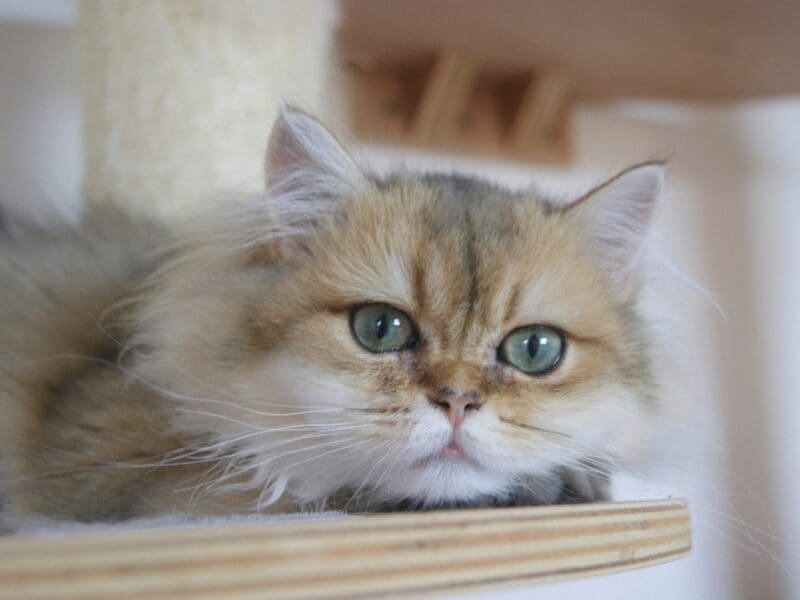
(375, 459), (514, 509)
(374, 465), (610, 511)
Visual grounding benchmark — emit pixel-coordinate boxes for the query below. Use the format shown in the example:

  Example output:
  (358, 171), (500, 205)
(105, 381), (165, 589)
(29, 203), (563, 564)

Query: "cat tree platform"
(0, 499), (690, 599)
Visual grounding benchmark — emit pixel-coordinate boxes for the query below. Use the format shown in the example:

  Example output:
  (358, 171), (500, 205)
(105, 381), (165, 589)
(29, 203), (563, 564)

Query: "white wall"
(1, 8), (798, 600)
(0, 19), (81, 225)
(736, 102), (800, 599)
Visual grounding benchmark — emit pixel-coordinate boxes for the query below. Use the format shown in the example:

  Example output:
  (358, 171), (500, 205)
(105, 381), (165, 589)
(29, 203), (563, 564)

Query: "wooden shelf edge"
(0, 499), (691, 599)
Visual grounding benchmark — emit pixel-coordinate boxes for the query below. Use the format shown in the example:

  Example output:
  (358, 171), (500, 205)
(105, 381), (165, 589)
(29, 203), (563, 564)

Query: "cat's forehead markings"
(458, 207), (481, 345)
(514, 276), (572, 326)
(502, 280), (525, 325)
(410, 190), (506, 351)
(336, 257), (414, 311)
(378, 176), (567, 342)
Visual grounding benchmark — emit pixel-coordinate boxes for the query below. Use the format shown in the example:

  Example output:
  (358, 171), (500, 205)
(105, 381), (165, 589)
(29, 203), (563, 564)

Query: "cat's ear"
(564, 162), (664, 284)
(263, 106), (365, 258)
(265, 106), (364, 197)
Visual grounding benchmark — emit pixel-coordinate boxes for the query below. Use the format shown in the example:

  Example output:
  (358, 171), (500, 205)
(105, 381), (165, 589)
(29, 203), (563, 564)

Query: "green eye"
(499, 325), (565, 375)
(350, 303), (417, 353)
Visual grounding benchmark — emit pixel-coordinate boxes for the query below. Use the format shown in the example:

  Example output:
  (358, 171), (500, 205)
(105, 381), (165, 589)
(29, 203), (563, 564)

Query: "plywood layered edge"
(0, 499), (691, 599)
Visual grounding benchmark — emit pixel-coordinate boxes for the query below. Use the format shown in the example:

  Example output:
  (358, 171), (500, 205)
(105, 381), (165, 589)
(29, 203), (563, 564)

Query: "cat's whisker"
(344, 435), (407, 511)
(246, 439), (371, 510)
(498, 416), (572, 438)
(186, 432), (372, 501)
(174, 407), (360, 431)
(173, 427), (374, 487)
(8, 423), (370, 483)
(148, 425), (353, 467)
(223, 427), (370, 464)
(250, 436), (368, 469)
(341, 446), (395, 511)
(186, 460), (230, 510)
(276, 439), (371, 475)
(20, 353), (364, 421)
(75, 297), (134, 357)
(258, 440), (373, 509)
(688, 503), (794, 584)
(529, 436), (793, 581)
(21, 353), (397, 444)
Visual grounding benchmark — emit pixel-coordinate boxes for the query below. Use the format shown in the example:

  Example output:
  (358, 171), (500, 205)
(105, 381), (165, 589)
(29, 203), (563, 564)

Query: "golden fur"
(0, 109), (662, 523)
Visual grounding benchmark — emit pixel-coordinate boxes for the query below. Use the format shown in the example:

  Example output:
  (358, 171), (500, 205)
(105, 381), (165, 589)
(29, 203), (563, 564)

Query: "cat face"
(136, 108), (662, 509)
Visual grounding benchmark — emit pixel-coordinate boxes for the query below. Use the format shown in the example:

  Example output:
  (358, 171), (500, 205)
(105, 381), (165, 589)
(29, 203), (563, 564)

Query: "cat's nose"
(428, 389), (482, 429)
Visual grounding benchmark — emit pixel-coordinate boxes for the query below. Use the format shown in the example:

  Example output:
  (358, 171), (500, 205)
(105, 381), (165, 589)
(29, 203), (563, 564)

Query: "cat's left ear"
(265, 105), (365, 202)
(564, 161), (664, 284)
(262, 106), (366, 259)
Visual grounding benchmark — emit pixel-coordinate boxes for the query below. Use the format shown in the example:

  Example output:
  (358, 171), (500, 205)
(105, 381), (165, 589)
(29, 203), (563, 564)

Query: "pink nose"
(428, 389), (482, 429)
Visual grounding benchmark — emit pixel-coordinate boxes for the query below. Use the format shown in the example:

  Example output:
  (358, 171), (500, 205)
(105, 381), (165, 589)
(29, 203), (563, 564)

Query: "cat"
(0, 107), (662, 524)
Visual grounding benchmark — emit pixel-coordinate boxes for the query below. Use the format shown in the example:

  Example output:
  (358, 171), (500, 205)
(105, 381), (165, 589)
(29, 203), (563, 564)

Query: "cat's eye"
(350, 303), (417, 353)
(499, 325), (565, 375)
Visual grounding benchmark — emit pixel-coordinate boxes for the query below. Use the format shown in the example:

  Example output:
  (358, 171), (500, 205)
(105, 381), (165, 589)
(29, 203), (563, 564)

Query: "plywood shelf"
(0, 499), (691, 599)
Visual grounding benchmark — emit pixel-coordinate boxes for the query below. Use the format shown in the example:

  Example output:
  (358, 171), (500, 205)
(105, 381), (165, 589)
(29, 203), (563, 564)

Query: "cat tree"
(1, 500), (689, 597)
(0, 2), (693, 597)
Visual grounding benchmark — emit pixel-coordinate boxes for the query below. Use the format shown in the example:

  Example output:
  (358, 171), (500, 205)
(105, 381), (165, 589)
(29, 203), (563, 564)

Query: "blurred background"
(1, 1), (798, 598)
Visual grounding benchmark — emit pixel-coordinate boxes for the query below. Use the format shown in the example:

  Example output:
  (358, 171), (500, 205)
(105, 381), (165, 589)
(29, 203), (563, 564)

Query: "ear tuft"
(266, 105), (364, 200)
(263, 106), (365, 260)
(565, 161), (664, 283)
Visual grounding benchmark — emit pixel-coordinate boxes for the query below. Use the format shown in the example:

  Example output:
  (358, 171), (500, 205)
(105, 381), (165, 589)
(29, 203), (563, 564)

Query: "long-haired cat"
(0, 108), (663, 524)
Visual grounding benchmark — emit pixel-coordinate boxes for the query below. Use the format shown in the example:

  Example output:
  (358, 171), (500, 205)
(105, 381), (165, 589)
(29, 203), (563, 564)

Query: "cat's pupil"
(375, 314), (388, 340)
(528, 335), (544, 358)
(351, 304), (415, 353)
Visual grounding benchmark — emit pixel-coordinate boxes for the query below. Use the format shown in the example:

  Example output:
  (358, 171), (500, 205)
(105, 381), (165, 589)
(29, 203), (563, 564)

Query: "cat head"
(137, 107), (663, 509)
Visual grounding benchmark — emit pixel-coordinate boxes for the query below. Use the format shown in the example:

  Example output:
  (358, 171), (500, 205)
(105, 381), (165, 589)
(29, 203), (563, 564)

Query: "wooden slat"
(347, 59), (573, 165)
(0, 499), (690, 599)
(510, 73), (572, 162)
(412, 50), (479, 146)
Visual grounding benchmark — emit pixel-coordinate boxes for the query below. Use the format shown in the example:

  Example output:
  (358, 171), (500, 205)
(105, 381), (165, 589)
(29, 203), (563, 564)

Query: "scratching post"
(79, 0), (336, 221)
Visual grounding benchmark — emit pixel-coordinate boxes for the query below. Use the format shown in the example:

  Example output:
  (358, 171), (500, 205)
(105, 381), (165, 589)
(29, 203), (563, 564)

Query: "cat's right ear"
(263, 106), (365, 259)
(562, 161), (664, 286)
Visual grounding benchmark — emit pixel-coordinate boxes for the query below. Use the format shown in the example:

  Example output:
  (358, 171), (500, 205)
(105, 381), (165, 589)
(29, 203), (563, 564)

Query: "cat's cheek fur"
(547, 384), (654, 462)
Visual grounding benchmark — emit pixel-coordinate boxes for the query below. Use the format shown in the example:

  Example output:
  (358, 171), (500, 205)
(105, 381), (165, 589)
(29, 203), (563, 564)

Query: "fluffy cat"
(0, 108), (662, 523)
